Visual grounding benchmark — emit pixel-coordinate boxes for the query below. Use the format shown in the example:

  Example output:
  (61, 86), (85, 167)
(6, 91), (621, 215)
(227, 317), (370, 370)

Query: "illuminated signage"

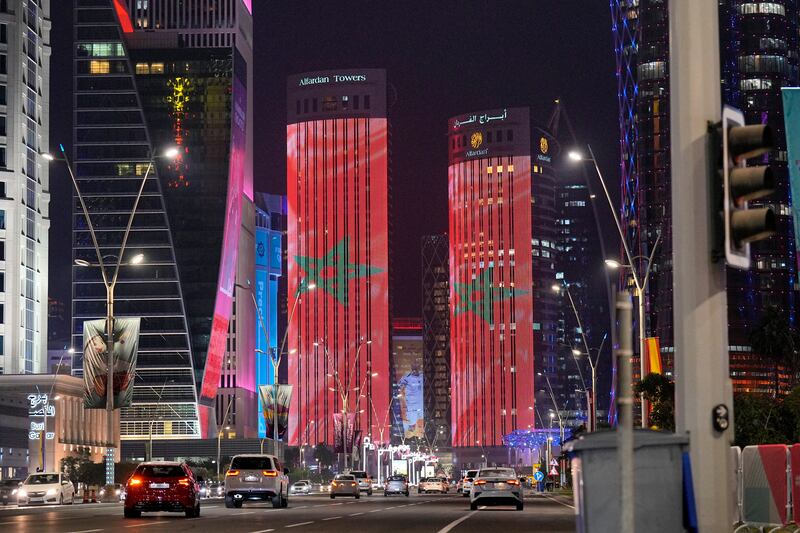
(298, 74), (367, 87)
(28, 393), (55, 440)
(453, 108), (508, 130)
(540, 137), (549, 154)
(470, 132), (483, 149)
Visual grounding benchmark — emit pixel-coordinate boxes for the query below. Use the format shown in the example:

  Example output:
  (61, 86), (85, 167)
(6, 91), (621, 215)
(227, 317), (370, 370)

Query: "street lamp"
(570, 144), (660, 428)
(234, 279), (316, 450)
(47, 144), (178, 485)
(216, 399), (234, 480)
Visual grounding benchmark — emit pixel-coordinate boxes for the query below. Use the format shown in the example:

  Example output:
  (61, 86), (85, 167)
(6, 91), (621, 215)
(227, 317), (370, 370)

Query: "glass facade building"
(0, 1), (51, 376)
(71, 0), (254, 440)
(286, 69), (391, 447)
(421, 234), (451, 449)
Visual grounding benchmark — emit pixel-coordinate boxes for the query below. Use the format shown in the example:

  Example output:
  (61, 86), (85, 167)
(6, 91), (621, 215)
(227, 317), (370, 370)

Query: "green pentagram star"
(295, 237), (383, 306)
(453, 268), (527, 325)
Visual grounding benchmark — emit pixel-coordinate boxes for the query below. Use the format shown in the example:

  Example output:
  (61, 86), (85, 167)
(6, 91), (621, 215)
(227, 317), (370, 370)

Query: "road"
(0, 491), (575, 532)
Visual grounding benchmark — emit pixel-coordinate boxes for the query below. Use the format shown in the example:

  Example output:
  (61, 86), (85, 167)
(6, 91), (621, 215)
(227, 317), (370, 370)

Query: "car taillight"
(474, 480), (487, 486)
(178, 478), (190, 486)
(331, 481), (339, 487)
(262, 470), (278, 477)
(350, 482), (356, 486)
(226, 470), (239, 477)
(128, 478), (142, 486)
(507, 479), (520, 485)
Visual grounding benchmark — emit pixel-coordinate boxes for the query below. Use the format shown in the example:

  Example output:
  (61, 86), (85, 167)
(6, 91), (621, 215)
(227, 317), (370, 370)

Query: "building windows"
(0, 210), (5, 230)
(322, 96), (337, 111)
(353, 95), (360, 110)
(0, 148), (6, 168)
(0, 304), (5, 324)
(0, 241), (5, 260)
(0, 24), (6, 45)
(150, 63), (164, 74)
(738, 55), (789, 75)
(740, 78), (773, 91)
(89, 60), (110, 74)
(638, 60), (666, 80)
(364, 94), (371, 109)
(135, 62), (149, 74)
(738, 2), (786, 16)
(78, 42), (124, 57)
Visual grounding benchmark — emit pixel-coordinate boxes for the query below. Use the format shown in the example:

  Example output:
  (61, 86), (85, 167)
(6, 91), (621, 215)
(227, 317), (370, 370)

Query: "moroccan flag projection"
(448, 107), (536, 448)
(286, 69), (390, 447)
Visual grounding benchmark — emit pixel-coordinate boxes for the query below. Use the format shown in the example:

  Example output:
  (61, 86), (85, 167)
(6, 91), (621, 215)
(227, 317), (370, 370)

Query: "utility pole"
(670, 1), (734, 530)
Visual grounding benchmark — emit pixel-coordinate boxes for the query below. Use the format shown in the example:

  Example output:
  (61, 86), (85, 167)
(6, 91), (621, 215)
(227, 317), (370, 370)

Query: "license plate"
(245, 476), (259, 482)
(149, 483), (169, 489)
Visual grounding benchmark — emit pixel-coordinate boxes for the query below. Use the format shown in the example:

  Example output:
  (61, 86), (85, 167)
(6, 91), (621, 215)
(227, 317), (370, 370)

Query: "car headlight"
(17, 489), (26, 498)
(11, 489), (17, 495)
(46, 489), (57, 496)
(99, 489), (106, 496)
(115, 489), (120, 495)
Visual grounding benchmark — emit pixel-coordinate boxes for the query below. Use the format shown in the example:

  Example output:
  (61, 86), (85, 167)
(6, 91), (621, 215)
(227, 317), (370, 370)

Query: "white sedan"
(18, 473), (75, 505)
(470, 467), (523, 511)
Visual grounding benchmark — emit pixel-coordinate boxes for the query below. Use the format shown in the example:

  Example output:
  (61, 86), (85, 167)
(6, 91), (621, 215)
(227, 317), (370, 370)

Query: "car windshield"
(335, 475), (354, 481)
(137, 465), (184, 478)
(427, 478), (441, 482)
(230, 457), (274, 470)
(25, 474), (59, 485)
(349, 471), (368, 478)
(387, 476), (406, 482)
(479, 469), (516, 478)
(293, 482), (307, 486)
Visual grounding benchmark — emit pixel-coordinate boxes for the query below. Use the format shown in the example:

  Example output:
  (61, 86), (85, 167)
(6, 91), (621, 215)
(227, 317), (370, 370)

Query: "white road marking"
(66, 530), (104, 533)
(436, 507), (486, 533)
(293, 505), (307, 509)
(349, 512), (364, 516)
(249, 529), (275, 533)
(285, 521), (313, 528)
(368, 509), (381, 513)
(540, 493), (575, 509)
(322, 516), (341, 521)
(330, 502), (343, 506)
(124, 523), (164, 529)
(238, 511), (256, 515)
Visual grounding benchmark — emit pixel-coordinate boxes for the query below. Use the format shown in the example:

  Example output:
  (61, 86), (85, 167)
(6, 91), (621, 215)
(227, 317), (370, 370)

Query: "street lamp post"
(569, 145), (661, 428)
(51, 145), (177, 484)
(537, 371), (564, 443)
(146, 378), (175, 462)
(234, 280), (315, 451)
(216, 398), (234, 480)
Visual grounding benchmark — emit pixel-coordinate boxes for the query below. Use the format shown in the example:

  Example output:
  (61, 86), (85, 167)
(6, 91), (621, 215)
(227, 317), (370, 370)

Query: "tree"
(749, 306), (799, 394)
(284, 447), (300, 468)
(734, 393), (789, 447)
(633, 373), (675, 431)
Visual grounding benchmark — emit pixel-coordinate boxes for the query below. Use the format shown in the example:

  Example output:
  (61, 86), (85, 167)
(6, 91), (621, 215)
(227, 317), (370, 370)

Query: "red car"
(124, 461), (201, 518)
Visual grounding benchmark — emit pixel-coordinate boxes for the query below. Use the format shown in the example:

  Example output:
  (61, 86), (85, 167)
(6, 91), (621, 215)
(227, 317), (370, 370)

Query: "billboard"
(82, 317), (141, 409)
(199, 56), (247, 406)
(286, 115), (390, 447)
(258, 384), (293, 440)
(333, 412), (358, 454)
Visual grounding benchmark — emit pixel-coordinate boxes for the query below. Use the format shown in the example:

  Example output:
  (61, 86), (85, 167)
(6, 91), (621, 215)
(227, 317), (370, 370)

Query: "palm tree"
(749, 306), (799, 395)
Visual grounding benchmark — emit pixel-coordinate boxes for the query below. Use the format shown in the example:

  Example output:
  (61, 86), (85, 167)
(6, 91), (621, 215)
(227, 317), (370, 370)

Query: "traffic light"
(717, 105), (777, 269)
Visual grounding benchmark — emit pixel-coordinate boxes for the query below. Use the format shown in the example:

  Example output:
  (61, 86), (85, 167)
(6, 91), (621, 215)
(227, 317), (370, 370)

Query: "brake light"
(226, 470), (239, 477)
(128, 477), (142, 486)
(178, 478), (190, 486)
(262, 470), (278, 477)
(507, 479), (520, 485)
(474, 480), (487, 485)
(332, 481), (339, 487)
(350, 482), (357, 486)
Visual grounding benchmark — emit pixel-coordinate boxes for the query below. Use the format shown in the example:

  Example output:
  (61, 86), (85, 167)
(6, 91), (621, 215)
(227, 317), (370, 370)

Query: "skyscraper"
(254, 192), (285, 438)
(286, 69), (391, 447)
(0, 1), (50, 375)
(421, 234), (451, 449)
(611, 1), (798, 394)
(448, 107), (536, 456)
(72, 0), (254, 439)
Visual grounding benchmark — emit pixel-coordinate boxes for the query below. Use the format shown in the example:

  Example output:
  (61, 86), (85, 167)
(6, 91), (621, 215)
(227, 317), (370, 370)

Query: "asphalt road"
(0, 491), (576, 532)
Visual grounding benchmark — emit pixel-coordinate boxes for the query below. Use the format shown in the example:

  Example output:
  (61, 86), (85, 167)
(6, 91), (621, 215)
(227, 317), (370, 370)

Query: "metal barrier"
(733, 444), (797, 532)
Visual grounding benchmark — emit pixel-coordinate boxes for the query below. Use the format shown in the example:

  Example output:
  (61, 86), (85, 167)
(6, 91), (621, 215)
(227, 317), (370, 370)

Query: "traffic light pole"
(669, 1), (734, 530)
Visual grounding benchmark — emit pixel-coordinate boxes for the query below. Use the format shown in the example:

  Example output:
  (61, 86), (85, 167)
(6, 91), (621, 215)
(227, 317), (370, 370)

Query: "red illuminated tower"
(286, 70), (391, 448)
(448, 108), (536, 455)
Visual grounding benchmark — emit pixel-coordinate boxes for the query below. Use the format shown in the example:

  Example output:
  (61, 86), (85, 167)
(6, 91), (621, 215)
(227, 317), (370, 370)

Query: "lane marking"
(238, 511), (257, 515)
(285, 521), (313, 528)
(349, 512), (364, 516)
(293, 505), (308, 509)
(322, 516), (341, 521)
(540, 493), (575, 509)
(124, 522), (164, 529)
(436, 507), (485, 533)
(249, 530), (275, 533)
(368, 509), (381, 513)
(66, 530), (104, 533)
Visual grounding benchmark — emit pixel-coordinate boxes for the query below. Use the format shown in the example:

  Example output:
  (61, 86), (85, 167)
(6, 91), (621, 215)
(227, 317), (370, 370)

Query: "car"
(123, 461), (200, 518)
(456, 478), (463, 493)
(99, 483), (125, 502)
(200, 481), (224, 499)
(290, 481), (311, 495)
(330, 474), (359, 499)
(469, 467), (523, 511)
(461, 469), (479, 497)
(347, 470), (373, 495)
(224, 454), (289, 509)
(17, 473), (75, 505)
(383, 475), (409, 497)
(419, 477), (447, 494)
(0, 479), (21, 505)
(320, 481), (331, 493)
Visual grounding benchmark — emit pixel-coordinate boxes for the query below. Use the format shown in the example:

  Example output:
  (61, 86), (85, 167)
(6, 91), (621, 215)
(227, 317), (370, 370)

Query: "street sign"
(549, 466), (559, 476)
(550, 458), (558, 467)
(533, 471), (544, 482)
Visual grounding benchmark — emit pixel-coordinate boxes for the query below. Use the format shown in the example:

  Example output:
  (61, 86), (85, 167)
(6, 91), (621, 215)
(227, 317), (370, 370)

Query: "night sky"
(48, 1), (617, 336)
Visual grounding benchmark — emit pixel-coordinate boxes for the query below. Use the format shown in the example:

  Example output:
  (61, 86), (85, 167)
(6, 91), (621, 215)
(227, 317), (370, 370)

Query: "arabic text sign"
(28, 394), (55, 417)
(452, 108), (509, 130)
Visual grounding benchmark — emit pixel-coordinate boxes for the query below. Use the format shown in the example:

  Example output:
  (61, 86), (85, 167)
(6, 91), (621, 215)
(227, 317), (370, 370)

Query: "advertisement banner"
(398, 364), (424, 439)
(82, 317), (141, 409)
(258, 384), (293, 440)
(333, 412), (357, 454)
(782, 88), (800, 261)
(644, 337), (662, 375)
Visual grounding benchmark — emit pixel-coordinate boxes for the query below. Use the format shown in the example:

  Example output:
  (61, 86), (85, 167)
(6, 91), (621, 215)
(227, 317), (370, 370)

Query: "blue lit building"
(254, 193), (286, 438)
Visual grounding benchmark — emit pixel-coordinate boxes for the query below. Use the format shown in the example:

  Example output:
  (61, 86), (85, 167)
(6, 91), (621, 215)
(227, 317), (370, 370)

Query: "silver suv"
(224, 454), (289, 509)
(348, 470), (373, 496)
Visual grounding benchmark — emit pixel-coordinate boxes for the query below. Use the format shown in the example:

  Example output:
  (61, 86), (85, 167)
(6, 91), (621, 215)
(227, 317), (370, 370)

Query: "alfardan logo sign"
(295, 237), (382, 305)
(298, 74), (368, 87)
(453, 268), (527, 325)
